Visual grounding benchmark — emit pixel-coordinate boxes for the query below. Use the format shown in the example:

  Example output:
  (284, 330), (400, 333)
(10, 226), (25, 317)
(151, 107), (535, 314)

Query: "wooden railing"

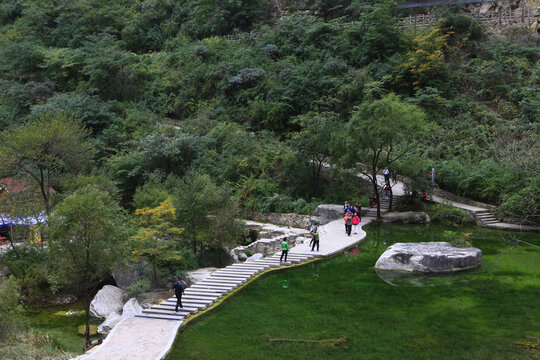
(222, 7), (540, 41)
(399, 7), (540, 29)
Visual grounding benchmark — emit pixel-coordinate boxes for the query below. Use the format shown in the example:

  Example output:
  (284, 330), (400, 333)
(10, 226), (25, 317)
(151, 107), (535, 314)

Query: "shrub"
(125, 279), (151, 298)
(0, 276), (23, 338)
(229, 68), (266, 88)
(426, 203), (472, 226)
(443, 230), (472, 248)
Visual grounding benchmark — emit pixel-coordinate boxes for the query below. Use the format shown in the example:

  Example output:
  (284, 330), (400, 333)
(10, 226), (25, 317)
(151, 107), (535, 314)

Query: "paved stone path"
(76, 216), (375, 360)
(372, 173), (540, 233)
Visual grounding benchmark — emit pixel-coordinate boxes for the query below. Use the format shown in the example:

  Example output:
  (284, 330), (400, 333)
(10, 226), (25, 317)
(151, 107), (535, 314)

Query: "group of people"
(343, 201), (361, 236)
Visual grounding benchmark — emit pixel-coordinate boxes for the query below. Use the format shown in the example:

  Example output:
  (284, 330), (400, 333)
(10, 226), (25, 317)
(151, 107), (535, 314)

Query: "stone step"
(289, 252), (323, 257)
(136, 314), (184, 321)
(189, 284), (232, 293)
(231, 263), (270, 269)
(197, 281), (239, 288)
(161, 301), (208, 310)
(143, 308), (190, 317)
(252, 260), (287, 267)
(167, 296), (215, 305)
(172, 294), (218, 302)
(211, 272), (253, 278)
(222, 266), (264, 274)
(482, 220), (499, 224)
(206, 276), (247, 284)
(184, 290), (225, 297)
(197, 279), (241, 289)
(269, 255), (301, 263)
(203, 276), (244, 283)
(149, 305), (193, 315)
(155, 303), (199, 313)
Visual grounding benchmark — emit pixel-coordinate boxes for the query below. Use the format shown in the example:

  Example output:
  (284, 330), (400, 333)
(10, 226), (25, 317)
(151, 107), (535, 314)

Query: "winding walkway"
(76, 216), (375, 360)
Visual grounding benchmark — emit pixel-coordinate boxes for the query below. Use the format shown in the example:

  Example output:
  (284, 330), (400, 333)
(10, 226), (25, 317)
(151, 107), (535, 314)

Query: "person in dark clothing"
(280, 237), (289, 262)
(311, 231), (319, 252)
(173, 277), (185, 313)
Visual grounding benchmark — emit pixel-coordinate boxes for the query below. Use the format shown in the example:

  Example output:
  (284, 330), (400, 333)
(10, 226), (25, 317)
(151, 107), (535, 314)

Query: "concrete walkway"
(371, 173), (540, 233)
(76, 217), (374, 360)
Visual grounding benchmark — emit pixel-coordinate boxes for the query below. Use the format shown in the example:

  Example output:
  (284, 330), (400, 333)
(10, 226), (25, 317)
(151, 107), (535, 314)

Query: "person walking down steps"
(173, 277), (185, 313)
(280, 237), (289, 262)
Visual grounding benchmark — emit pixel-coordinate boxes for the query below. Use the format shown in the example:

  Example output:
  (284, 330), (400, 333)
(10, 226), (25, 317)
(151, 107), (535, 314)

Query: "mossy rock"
(78, 324), (97, 335)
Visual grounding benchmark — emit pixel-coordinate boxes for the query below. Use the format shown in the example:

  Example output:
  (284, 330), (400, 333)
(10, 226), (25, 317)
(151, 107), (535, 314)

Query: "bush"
(443, 230), (472, 248)
(125, 279), (151, 297)
(0, 276), (23, 338)
(426, 203), (472, 226)
(397, 195), (425, 212)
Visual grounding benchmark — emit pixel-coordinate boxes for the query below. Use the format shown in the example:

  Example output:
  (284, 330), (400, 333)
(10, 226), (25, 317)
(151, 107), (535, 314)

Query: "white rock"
(382, 211), (430, 224)
(375, 242), (481, 273)
(185, 267), (218, 286)
(89, 285), (125, 318)
(97, 312), (122, 334)
(246, 253), (263, 262)
(122, 298), (143, 317)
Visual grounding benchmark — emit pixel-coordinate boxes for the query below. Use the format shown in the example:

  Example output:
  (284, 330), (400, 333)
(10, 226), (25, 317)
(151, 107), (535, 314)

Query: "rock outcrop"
(90, 285), (125, 318)
(375, 242), (482, 273)
(122, 298), (143, 317)
(184, 267), (218, 286)
(382, 211), (431, 224)
(311, 205), (343, 225)
(97, 312), (122, 334)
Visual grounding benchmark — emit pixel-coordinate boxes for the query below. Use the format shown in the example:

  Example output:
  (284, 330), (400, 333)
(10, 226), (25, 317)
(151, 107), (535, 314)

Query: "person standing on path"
(173, 277), (185, 313)
(344, 212), (353, 236)
(280, 237), (289, 262)
(309, 224), (318, 248)
(383, 167), (390, 185)
(311, 230), (319, 252)
(352, 213), (360, 235)
(343, 201), (350, 214)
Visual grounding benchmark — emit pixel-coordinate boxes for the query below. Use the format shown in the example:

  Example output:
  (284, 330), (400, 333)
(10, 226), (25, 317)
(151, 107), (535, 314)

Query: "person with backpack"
(173, 276), (185, 313)
(352, 213), (360, 234)
(280, 237), (289, 262)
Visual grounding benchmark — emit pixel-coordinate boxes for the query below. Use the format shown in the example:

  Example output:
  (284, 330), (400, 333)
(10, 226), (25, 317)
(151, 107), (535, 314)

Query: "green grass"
(23, 302), (102, 354)
(168, 224), (540, 360)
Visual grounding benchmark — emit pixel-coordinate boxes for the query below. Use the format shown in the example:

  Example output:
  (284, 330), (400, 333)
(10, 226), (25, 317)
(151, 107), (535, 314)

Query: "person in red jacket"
(352, 213), (360, 234)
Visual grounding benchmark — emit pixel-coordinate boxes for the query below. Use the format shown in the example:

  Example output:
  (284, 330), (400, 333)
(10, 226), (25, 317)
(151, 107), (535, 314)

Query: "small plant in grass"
(244, 249), (253, 258)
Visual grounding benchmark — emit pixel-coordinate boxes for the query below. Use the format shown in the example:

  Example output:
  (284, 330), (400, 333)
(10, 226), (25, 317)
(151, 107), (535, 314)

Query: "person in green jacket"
(280, 237), (289, 262)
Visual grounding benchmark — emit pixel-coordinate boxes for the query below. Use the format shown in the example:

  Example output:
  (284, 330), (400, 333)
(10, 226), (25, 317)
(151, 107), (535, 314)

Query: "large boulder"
(122, 298), (143, 317)
(382, 211), (430, 224)
(0, 266), (10, 278)
(97, 312), (122, 335)
(184, 267), (218, 286)
(246, 253), (263, 262)
(89, 285), (125, 318)
(312, 205), (343, 224)
(375, 242), (481, 273)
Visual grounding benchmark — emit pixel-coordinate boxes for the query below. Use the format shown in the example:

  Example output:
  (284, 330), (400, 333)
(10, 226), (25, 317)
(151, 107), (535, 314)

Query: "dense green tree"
(0, 113), (91, 214)
(289, 111), (340, 198)
(345, 94), (429, 218)
(48, 186), (128, 348)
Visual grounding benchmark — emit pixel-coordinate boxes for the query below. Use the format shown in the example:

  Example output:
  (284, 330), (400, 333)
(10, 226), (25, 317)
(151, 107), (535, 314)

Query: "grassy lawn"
(168, 224), (540, 360)
(24, 302), (102, 354)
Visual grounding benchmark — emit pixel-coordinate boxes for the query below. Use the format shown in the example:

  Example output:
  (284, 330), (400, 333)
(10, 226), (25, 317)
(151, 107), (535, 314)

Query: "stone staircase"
(473, 209), (499, 225)
(363, 195), (402, 218)
(136, 252), (320, 321)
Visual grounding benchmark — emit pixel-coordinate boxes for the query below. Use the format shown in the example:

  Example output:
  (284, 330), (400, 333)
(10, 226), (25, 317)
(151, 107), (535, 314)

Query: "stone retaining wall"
(247, 211), (312, 229)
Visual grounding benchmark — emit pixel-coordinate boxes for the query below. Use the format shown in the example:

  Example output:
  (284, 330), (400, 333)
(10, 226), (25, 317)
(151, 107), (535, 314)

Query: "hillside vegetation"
(0, 1), (538, 352)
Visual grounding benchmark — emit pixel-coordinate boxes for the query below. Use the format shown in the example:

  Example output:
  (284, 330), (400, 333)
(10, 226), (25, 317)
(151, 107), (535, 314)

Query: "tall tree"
(48, 186), (128, 349)
(290, 111), (339, 199)
(345, 94), (429, 218)
(0, 112), (91, 215)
